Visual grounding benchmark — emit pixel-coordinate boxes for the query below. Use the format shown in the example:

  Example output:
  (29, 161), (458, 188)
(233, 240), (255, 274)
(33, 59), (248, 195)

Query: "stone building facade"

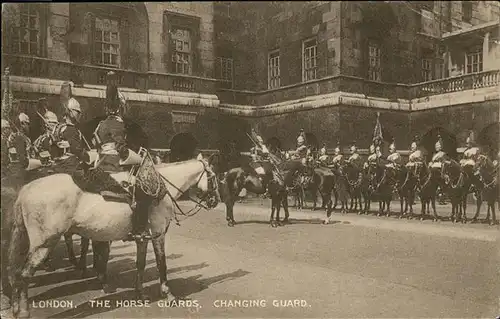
(1, 2), (499, 160)
(215, 1), (500, 157)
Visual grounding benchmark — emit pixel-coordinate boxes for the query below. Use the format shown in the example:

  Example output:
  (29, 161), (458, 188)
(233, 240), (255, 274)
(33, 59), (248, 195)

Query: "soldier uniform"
(460, 132), (480, 168)
(385, 140), (402, 169)
(317, 144), (328, 165)
(33, 109), (59, 165)
(295, 135), (308, 165)
(406, 138), (424, 168)
(365, 144), (378, 169)
(429, 135), (447, 168)
(331, 143), (344, 167)
(347, 144), (363, 170)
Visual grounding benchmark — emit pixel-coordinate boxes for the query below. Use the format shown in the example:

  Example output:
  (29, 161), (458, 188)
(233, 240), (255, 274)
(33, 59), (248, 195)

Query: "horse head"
(197, 154), (221, 209)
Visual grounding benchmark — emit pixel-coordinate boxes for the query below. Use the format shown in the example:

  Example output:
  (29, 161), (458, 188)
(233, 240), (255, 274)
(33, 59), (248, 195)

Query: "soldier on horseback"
(365, 144), (378, 168)
(331, 141), (344, 168)
(406, 136), (424, 168)
(429, 135), (446, 169)
(294, 133), (309, 165)
(460, 131), (480, 168)
(33, 98), (60, 166)
(93, 74), (153, 241)
(317, 143), (329, 166)
(347, 142), (363, 170)
(385, 139), (402, 170)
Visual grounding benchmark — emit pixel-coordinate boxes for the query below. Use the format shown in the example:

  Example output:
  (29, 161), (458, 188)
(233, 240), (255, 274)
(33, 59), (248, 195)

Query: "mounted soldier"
(428, 135), (447, 169)
(406, 136), (424, 169)
(294, 133), (309, 165)
(460, 131), (480, 169)
(365, 143), (378, 169)
(347, 142), (363, 171)
(385, 139), (402, 170)
(33, 98), (60, 166)
(50, 82), (92, 172)
(317, 143), (329, 166)
(330, 141), (344, 168)
(93, 74), (155, 241)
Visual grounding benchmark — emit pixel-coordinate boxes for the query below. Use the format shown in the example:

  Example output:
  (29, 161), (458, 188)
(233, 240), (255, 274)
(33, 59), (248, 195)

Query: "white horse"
(6, 157), (220, 318)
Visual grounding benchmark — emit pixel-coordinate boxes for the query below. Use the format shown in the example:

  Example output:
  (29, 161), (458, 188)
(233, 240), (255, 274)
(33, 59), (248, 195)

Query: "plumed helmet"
(297, 135), (305, 144)
(1, 119), (10, 129)
(44, 111), (59, 124)
(60, 81), (74, 97)
(466, 131), (475, 146)
(389, 139), (396, 151)
(350, 142), (357, 152)
(410, 141), (418, 150)
(67, 98), (81, 113)
(18, 112), (30, 124)
(320, 144), (327, 155)
(435, 135), (443, 150)
(256, 135), (264, 144)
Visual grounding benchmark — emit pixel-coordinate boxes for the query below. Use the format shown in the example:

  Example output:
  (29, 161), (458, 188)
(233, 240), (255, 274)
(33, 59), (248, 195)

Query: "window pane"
(103, 32), (110, 42)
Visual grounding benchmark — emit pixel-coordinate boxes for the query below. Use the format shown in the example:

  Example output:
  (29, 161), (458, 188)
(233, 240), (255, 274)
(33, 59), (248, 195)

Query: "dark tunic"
(94, 115), (128, 173)
(1, 131), (29, 189)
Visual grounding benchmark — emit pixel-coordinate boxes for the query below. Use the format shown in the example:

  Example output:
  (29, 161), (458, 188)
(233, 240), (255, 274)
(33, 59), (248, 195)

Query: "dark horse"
(363, 160), (393, 216)
(221, 159), (307, 227)
(441, 160), (469, 223)
(474, 155), (498, 225)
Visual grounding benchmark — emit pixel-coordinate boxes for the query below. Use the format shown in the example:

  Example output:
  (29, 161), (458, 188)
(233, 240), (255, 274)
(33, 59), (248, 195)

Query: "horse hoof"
(136, 291), (150, 302)
(323, 219), (330, 225)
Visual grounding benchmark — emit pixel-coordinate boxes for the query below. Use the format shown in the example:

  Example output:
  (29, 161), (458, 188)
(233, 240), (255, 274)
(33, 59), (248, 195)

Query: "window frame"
(268, 50), (280, 89)
(92, 15), (121, 68)
(462, 1), (473, 23)
(421, 58), (433, 81)
(302, 38), (318, 82)
(465, 48), (483, 74)
(170, 26), (193, 75)
(216, 56), (234, 89)
(367, 41), (381, 82)
(13, 3), (42, 56)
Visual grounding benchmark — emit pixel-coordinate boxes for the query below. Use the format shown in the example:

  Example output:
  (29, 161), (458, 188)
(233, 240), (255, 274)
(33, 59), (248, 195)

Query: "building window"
(171, 27), (192, 75)
(94, 17), (120, 67)
(302, 38), (317, 82)
(466, 49), (483, 74)
(421, 58), (433, 81)
(216, 57), (233, 89)
(268, 51), (280, 89)
(13, 4), (41, 55)
(462, 2), (472, 23)
(368, 42), (381, 81)
(435, 59), (445, 79)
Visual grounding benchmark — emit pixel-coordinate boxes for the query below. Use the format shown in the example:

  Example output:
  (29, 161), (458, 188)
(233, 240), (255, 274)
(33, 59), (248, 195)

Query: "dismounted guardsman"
(318, 143), (329, 165)
(429, 135), (446, 168)
(385, 139), (402, 170)
(93, 79), (151, 241)
(406, 136), (424, 168)
(460, 131), (480, 169)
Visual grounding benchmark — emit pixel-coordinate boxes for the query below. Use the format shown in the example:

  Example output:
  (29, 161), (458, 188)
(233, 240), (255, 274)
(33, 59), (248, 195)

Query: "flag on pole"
(373, 112), (383, 145)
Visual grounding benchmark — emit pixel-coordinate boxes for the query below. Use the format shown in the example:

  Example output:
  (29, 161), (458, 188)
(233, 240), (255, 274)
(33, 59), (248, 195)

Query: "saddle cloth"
(460, 159), (475, 166)
(430, 162), (442, 169)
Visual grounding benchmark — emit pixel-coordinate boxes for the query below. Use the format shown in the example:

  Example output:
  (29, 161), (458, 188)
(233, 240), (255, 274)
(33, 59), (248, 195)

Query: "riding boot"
(127, 200), (152, 241)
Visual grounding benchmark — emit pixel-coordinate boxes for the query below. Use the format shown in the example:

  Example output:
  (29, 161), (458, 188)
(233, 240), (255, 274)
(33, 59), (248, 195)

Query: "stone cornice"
(7, 75), (220, 108)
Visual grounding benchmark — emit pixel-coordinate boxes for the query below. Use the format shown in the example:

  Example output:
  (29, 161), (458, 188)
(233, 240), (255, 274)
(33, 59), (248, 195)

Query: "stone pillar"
(482, 31), (490, 71)
(146, 3), (167, 73)
(47, 3), (70, 61)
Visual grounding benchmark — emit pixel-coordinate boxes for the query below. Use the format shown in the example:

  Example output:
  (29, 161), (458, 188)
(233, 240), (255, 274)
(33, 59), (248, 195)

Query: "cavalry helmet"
(320, 144), (327, 155)
(256, 135), (264, 144)
(389, 139), (396, 152)
(18, 112), (30, 124)
(1, 119), (10, 129)
(465, 131), (475, 146)
(350, 144), (357, 153)
(44, 110), (59, 124)
(410, 141), (418, 151)
(297, 135), (305, 145)
(435, 135), (443, 150)
(67, 98), (81, 113)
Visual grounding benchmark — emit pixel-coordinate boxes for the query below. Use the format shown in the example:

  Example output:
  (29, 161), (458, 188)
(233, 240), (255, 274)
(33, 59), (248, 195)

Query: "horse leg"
(312, 187), (318, 211)
(472, 191), (482, 222)
(282, 193), (290, 223)
(333, 190), (338, 210)
(490, 200), (497, 226)
(134, 240), (149, 300)
(77, 237), (90, 278)
(92, 241), (115, 293)
(12, 235), (60, 318)
(270, 196), (277, 227)
(64, 233), (78, 267)
(386, 198), (391, 217)
(431, 197), (439, 222)
(225, 199), (236, 227)
(461, 195), (468, 224)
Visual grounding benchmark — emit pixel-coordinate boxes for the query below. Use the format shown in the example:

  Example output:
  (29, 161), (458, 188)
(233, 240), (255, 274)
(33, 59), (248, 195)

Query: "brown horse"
(474, 155), (498, 225)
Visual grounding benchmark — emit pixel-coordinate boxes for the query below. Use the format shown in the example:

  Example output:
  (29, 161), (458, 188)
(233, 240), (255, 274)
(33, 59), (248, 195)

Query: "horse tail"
(7, 197), (30, 284)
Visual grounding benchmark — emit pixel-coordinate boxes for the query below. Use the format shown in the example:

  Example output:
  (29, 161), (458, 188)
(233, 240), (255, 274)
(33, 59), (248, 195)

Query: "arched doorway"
(170, 133), (198, 162)
(478, 122), (499, 157)
(421, 127), (458, 161)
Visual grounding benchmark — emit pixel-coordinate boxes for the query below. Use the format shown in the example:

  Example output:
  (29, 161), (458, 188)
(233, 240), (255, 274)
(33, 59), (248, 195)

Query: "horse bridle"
(159, 158), (220, 225)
